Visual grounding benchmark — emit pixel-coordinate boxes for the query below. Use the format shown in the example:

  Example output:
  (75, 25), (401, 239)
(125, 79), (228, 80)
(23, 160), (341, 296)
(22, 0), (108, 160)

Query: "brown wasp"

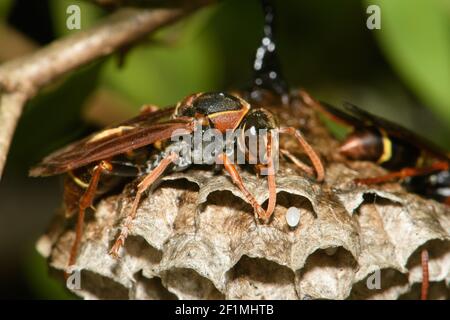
(30, 92), (324, 271)
(300, 90), (450, 300)
(300, 90), (450, 203)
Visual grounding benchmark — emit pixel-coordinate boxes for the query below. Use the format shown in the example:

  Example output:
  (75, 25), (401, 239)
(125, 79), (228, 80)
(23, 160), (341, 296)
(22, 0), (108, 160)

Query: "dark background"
(0, 0), (448, 299)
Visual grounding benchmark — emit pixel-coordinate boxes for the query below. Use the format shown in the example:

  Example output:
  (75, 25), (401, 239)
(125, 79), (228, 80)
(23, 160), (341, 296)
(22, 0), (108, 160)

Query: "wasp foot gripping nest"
(36, 102), (449, 300)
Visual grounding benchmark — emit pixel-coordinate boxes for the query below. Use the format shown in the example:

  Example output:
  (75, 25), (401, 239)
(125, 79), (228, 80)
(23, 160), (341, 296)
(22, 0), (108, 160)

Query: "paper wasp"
(300, 90), (450, 205)
(300, 91), (449, 300)
(30, 91), (324, 271)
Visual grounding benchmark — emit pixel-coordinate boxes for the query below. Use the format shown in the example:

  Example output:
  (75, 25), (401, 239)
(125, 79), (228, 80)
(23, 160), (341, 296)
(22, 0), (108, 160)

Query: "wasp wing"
(317, 101), (362, 128)
(343, 102), (411, 131)
(30, 114), (193, 177)
(119, 106), (175, 127)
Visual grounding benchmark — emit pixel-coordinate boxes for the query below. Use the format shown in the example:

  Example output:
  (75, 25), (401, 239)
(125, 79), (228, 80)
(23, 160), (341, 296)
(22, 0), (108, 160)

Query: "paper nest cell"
(36, 102), (450, 300)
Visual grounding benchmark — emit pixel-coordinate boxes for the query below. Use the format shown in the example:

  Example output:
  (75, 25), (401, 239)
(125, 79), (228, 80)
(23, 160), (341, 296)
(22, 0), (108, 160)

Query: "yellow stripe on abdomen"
(377, 129), (392, 164)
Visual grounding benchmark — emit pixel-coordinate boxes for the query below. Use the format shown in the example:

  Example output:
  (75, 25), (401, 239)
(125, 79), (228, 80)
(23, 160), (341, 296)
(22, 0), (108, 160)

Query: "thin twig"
(0, 92), (28, 174)
(0, 3), (210, 179)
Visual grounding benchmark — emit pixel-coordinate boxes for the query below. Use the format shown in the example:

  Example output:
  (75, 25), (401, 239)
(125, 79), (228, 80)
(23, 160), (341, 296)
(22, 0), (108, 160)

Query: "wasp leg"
(265, 171), (276, 220)
(254, 135), (277, 220)
(67, 161), (112, 274)
(421, 248), (429, 300)
(280, 148), (315, 176)
(265, 134), (277, 220)
(109, 152), (178, 258)
(445, 197), (450, 206)
(355, 161), (449, 185)
(218, 153), (267, 222)
(279, 127), (325, 182)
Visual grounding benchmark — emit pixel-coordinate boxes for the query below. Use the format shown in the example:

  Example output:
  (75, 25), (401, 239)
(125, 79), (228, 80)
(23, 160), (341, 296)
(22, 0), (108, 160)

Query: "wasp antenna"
(264, 134), (277, 220)
(250, 0), (289, 102)
(279, 127), (325, 182)
(280, 148), (315, 176)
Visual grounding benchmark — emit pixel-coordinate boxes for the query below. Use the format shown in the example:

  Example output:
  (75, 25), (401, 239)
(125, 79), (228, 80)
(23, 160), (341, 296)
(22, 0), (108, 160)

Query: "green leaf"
(0, 0), (12, 19)
(100, 6), (222, 110)
(24, 248), (76, 299)
(318, 113), (352, 141)
(367, 0), (450, 126)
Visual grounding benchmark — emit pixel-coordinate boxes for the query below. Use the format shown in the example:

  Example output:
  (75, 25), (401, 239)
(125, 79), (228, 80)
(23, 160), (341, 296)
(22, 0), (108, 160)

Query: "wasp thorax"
(193, 92), (243, 115)
(176, 92), (244, 117)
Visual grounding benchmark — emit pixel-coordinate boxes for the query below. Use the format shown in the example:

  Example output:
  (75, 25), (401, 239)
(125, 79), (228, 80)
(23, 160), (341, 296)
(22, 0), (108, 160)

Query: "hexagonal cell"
(267, 191), (316, 229)
(226, 255), (297, 299)
(399, 281), (449, 300)
(122, 235), (163, 264)
(295, 247), (357, 300)
(131, 273), (177, 300)
(56, 269), (129, 300)
(406, 240), (450, 284)
(161, 267), (224, 300)
(203, 190), (256, 220)
(349, 268), (409, 300)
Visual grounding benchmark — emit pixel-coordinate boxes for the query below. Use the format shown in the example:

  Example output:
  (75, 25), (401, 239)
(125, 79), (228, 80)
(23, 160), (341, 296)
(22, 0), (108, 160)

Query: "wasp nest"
(36, 98), (450, 300)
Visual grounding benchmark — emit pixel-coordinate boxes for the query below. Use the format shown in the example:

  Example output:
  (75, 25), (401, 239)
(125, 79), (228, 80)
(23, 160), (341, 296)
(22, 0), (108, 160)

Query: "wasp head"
(238, 108), (278, 165)
(241, 108), (278, 132)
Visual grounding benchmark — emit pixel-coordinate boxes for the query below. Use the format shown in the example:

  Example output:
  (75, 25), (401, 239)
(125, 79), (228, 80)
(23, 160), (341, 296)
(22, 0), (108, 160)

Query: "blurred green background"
(0, 0), (448, 299)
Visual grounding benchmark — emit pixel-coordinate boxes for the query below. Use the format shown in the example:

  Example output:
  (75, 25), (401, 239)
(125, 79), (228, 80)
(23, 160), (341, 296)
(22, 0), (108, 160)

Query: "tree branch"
(0, 3), (210, 179)
(0, 92), (27, 174)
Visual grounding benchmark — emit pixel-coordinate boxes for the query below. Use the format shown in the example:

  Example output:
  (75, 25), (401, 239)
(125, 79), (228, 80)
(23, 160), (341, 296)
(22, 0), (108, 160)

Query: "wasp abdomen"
(339, 129), (420, 170)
